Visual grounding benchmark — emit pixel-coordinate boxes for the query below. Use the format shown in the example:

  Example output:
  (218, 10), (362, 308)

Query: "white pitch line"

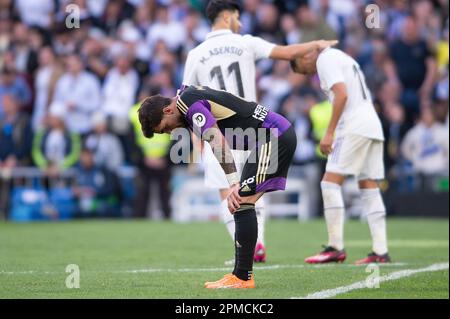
(122, 263), (408, 274)
(293, 262), (449, 299)
(0, 263), (408, 276)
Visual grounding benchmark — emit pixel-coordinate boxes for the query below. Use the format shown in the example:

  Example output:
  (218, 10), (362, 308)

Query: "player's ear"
(222, 10), (230, 24)
(163, 106), (173, 115)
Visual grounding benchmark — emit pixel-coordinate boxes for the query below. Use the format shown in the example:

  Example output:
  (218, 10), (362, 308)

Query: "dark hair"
(138, 95), (172, 138)
(206, 0), (241, 24)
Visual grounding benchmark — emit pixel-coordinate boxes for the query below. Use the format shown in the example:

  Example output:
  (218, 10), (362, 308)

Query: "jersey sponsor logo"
(192, 113), (206, 127)
(252, 105), (269, 122)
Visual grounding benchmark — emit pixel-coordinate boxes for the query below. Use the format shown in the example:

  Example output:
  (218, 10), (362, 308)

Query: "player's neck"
(211, 23), (232, 33)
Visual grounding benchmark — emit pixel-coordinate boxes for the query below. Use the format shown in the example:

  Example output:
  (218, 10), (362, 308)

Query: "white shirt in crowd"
(101, 68), (139, 118)
(85, 133), (125, 170)
(32, 66), (53, 132)
(401, 123), (449, 175)
(183, 29), (276, 101)
(147, 20), (186, 53)
(45, 130), (66, 165)
(52, 71), (101, 134)
(316, 48), (384, 141)
(16, 0), (54, 29)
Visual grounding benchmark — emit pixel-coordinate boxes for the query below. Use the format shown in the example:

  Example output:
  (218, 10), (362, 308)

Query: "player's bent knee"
(358, 179), (379, 189)
(322, 172), (345, 185)
(238, 192), (264, 205)
(235, 203), (255, 213)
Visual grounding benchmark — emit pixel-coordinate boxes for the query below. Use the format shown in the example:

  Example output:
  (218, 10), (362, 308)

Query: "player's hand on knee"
(227, 184), (242, 214)
(320, 133), (334, 156)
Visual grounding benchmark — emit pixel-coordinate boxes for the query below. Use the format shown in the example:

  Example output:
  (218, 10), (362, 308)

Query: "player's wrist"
(226, 172), (239, 187)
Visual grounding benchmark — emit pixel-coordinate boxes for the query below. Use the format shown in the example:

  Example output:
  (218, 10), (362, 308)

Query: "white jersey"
(316, 48), (384, 141)
(182, 29), (276, 101)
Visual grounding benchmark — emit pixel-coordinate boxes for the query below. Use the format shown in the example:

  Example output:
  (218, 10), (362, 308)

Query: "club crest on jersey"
(252, 105), (269, 122)
(192, 113), (206, 127)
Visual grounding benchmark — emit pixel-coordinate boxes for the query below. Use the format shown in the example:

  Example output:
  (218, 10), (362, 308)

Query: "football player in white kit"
(291, 47), (391, 264)
(183, 0), (337, 264)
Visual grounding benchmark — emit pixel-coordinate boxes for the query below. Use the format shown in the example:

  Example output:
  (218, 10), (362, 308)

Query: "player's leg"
(322, 172), (346, 251)
(305, 171), (347, 263)
(355, 140), (390, 264)
(203, 143), (236, 240)
(254, 196), (267, 262)
(234, 150), (267, 263)
(206, 126), (297, 288)
(207, 146), (267, 264)
(306, 135), (370, 263)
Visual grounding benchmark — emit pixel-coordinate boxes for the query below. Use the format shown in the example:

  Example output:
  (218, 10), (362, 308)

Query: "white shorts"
(203, 142), (251, 189)
(326, 134), (385, 180)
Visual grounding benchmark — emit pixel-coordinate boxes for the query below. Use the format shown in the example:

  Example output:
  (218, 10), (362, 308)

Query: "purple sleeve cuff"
(186, 100), (216, 136)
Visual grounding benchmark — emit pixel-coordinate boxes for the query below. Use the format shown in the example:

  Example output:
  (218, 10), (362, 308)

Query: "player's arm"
(203, 125), (241, 212)
(270, 40), (338, 60)
(321, 83), (348, 156)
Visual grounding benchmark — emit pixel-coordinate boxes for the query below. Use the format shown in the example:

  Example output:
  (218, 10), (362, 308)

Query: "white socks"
(255, 196), (266, 245)
(321, 181), (345, 251)
(221, 197), (266, 246)
(221, 199), (235, 241)
(360, 188), (388, 255)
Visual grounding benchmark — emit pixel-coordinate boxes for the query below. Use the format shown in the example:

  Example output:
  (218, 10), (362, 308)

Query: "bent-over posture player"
(138, 85), (297, 288)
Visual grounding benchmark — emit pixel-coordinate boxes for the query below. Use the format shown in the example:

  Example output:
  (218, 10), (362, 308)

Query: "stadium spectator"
(0, 94), (32, 166)
(259, 60), (292, 113)
(84, 112), (125, 171)
(51, 53), (101, 135)
(295, 4), (337, 43)
(146, 4), (186, 53)
(80, 28), (110, 80)
(390, 16), (438, 125)
(0, 94), (32, 218)
(240, 0), (259, 35)
(101, 51), (139, 141)
(380, 102), (409, 172)
(0, 65), (32, 120)
(254, 2), (284, 44)
(401, 107), (449, 176)
(129, 89), (172, 219)
(72, 146), (122, 218)
(52, 23), (78, 56)
(280, 13), (300, 45)
(96, 0), (135, 36)
(15, 0), (54, 29)
(32, 46), (64, 132)
(32, 103), (81, 176)
(363, 38), (400, 98)
(10, 22), (39, 75)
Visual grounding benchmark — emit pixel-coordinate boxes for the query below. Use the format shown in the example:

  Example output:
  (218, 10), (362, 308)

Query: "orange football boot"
(204, 273), (233, 287)
(205, 274), (255, 289)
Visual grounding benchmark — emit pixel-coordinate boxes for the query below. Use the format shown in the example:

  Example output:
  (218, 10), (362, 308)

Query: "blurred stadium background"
(0, 0), (448, 299)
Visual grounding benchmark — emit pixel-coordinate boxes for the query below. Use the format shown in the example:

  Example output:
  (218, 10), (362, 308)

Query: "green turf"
(0, 218), (448, 299)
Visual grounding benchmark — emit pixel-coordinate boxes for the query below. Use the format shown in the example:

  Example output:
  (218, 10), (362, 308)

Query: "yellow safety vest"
(129, 103), (171, 158)
(309, 100), (332, 158)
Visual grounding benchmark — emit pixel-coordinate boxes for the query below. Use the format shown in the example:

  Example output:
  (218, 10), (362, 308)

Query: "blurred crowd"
(0, 0), (449, 219)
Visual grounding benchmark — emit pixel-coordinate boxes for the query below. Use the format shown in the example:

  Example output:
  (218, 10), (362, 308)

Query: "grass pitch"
(0, 218), (448, 299)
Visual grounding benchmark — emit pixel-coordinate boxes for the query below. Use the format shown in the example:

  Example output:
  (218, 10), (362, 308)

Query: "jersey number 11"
(210, 62), (244, 98)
